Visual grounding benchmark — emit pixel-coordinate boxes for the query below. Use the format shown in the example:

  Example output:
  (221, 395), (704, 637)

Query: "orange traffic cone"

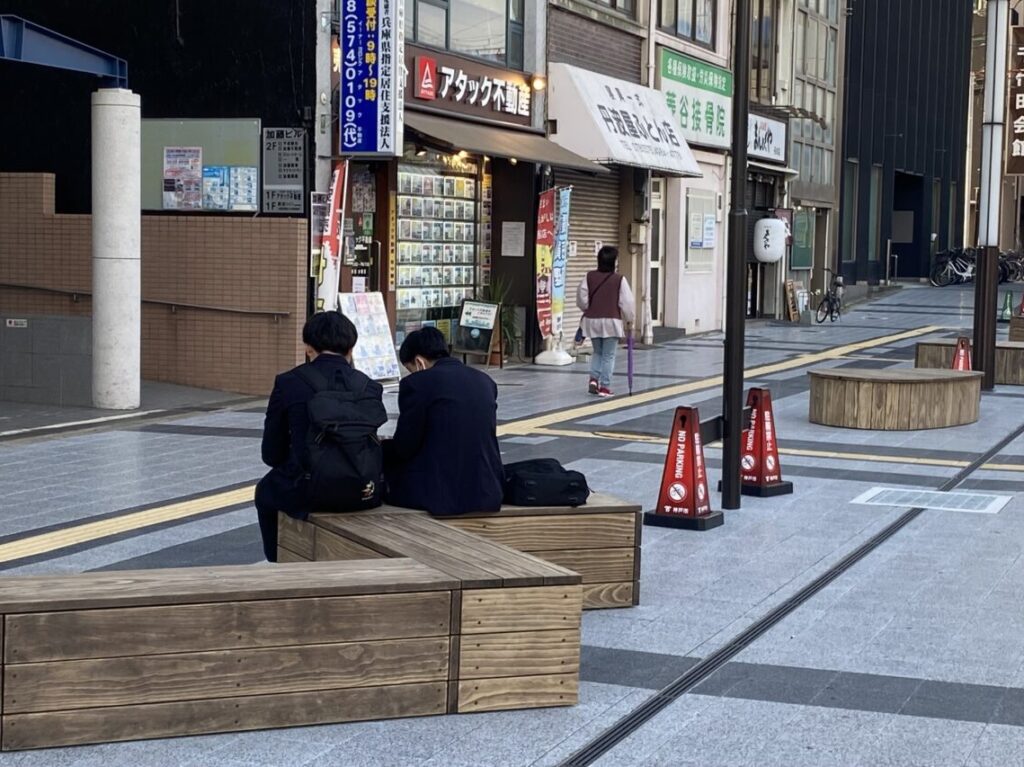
(951, 336), (972, 371)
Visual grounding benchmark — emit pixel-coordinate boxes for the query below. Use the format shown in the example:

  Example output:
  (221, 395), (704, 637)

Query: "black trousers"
(255, 470), (309, 562)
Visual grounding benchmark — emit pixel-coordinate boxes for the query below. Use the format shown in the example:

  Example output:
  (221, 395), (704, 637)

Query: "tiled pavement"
(2, 284), (1024, 765)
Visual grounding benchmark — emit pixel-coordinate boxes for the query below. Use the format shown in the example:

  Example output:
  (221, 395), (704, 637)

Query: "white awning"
(749, 160), (799, 177)
(547, 63), (702, 178)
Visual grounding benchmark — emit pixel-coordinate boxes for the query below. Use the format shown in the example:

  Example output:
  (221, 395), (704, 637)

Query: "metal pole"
(975, 0), (1008, 391)
(722, 0), (752, 510)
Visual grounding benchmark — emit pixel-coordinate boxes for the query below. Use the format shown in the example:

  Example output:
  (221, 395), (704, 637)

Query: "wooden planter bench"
(279, 512), (583, 714)
(280, 493), (641, 610)
(808, 367), (982, 430)
(0, 560), (459, 750)
(915, 339), (1024, 385)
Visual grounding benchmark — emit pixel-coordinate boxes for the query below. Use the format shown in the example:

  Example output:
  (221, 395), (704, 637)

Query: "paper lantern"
(754, 218), (786, 264)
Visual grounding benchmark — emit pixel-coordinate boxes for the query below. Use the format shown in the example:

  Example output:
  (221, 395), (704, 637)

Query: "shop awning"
(547, 63), (702, 178)
(405, 111), (609, 174)
(749, 160), (799, 177)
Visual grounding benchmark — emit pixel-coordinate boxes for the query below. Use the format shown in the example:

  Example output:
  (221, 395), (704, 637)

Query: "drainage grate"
(852, 487), (1011, 515)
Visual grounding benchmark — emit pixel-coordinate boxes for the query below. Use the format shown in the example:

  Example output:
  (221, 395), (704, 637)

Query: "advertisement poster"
(309, 192), (329, 279)
(535, 189), (556, 339)
(262, 127), (305, 213)
(689, 213), (704, 249)
(316, 162), (348, 311)
(202, 166), (230, 210)
(339, 0), (404, 155)
(162, 146), (202, 210)
(229, 166), (259, 211)
(551, 187), (572, 336)
(702, 214), (716, 249)
(338, 292), (401, 381)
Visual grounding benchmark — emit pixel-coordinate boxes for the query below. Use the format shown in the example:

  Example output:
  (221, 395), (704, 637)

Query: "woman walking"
(576, 245), (636, 398)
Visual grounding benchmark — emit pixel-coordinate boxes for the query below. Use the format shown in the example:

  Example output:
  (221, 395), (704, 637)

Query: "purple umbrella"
(627, 330), (635, 396)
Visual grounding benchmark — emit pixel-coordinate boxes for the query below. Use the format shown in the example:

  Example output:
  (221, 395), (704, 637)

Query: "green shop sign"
(659, 49), (733, 151)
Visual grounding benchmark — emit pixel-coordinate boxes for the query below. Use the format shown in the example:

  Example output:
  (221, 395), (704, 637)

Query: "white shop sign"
(748, 114), (787, 164)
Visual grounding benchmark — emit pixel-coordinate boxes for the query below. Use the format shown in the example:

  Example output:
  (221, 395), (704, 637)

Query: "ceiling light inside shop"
(509, 157), (518, 165)
(531, 75), (546, 91)
(415, 145), (427, 157)
(457, 150), (469, 159)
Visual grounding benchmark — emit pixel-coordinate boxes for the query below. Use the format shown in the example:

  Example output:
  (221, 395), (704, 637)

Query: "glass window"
(803, 145), (813, 181)
(868, 165), (882, 261)
(509, 0), (523, 22)
(595, 0), (637, 17)
(795, 12), (806, 76)
(817, 23), (827, 80)
(662, 0), (716, 47)
(685, 189), (717, 272)
(842, 161), (858, 262)
(792, 140), (802, 174)
(451, 0), (506, 62)
(805, 18), (818, 80)
(828, 0), (839, 22)
(824, 91), (834, 144)
(417, 1), (447, 47)
(825, 28), (837, 85)
(751, 0), (777, 102)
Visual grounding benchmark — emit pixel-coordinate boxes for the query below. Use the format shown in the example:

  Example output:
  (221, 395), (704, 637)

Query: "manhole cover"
(851, 487), (1011, 515)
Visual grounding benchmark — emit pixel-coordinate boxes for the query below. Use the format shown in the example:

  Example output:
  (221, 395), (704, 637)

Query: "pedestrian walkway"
(1, 284), (1023, 766)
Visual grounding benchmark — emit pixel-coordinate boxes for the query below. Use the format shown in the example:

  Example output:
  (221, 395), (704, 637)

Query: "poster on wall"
(338, 0), (404, 155)
(261, 127), (305, 213)
(202, 166), (230, 210)
(535, 189), (556, 339)
(688, 213), (704, 249)
(702, 214), (716, 249)
(162, 146), (203, 210)
(229, 166), (259, 211)
(310, 192), (329, 279)
(338, 292), (402, 381)
(315, 162), (348, 311)
(551, 187), (572, 336)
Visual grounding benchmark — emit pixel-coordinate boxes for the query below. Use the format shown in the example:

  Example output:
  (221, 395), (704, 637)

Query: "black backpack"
(295, 363), (388, 512)
(502, 458), (590, 507)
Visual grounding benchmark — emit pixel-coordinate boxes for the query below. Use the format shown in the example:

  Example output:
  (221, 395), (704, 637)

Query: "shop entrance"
(650, 178), (666, 326)
(745, 173), (780, 318)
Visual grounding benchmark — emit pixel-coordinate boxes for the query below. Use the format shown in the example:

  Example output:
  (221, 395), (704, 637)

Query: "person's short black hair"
(399, 327), (450, 364)
(302, 311), (358, 355)
(597, 245), (619, 273)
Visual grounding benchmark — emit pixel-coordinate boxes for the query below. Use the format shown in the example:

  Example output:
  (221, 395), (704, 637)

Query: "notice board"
(141, 119), (261, 211)
(453, 299), (500, 356)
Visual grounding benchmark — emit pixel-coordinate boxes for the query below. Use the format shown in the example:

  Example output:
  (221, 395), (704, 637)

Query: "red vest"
(583, 271), (622, 320)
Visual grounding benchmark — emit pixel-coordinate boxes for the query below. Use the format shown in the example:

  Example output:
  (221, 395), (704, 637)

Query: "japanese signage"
(659, 49), (732, 151)
(1007, 28), (1024, 175)
(315, 162), (348, 311)
(552, 187), (572, 336)
(339, 0), (403, 155)
(405, 45), (532, 127)
(654, 407), (712, 518)
(748, 114), (787, 164)
(536, 190), (556, 338)
(262, 128), (305, 213)
(548, 63), (701, 177)
(162, 146), (202, 210)
(229, 166), (259, 211)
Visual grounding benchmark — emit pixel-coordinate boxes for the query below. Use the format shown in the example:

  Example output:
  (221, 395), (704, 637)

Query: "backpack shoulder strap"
(294, 363), (330, 393)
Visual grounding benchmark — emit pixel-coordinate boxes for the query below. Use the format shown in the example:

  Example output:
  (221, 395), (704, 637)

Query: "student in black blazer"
(255, 312), (384, 561)
(384, 328), (503, 516)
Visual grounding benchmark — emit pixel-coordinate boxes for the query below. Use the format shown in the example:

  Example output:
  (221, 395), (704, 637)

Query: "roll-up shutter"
(556, 169), (621, 336)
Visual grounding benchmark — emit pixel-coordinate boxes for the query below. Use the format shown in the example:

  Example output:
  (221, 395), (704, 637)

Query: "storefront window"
(750, 0), (777, 103)
(394, 151), (487, 345)
(660, 0), (716, 47)
(684, 189), (716, 272)
(405, 0), (524, 69)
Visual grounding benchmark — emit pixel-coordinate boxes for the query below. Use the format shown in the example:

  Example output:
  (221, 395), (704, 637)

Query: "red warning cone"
(951, 336), (972, 371)
(644, 406), (724, 531)
(739, 388), (794, 497)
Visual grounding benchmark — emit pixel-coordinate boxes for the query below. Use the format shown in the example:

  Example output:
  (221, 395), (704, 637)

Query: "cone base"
(741, 480), (794, 497)
(643, 510), (724, 531)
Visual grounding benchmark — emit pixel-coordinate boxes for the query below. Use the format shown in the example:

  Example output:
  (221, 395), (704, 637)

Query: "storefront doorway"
(650, 178), (666, 326)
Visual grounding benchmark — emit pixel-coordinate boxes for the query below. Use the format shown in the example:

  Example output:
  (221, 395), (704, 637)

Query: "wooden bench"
(915, 339), (1024, 385)
(279, 493), (641, 610)
(0, 560), (460, 750)
(808, 367), (982, 430)
(279, 512), (583, 714)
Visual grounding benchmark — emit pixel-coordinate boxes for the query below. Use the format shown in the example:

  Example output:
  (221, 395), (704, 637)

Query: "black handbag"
(502, 459), (590, 507)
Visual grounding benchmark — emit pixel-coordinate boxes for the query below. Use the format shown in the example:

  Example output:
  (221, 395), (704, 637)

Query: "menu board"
(338, 292), (402, 381)
(453, 299), (499, 356)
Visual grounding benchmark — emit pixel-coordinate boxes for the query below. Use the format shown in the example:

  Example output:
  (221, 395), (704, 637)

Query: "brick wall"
(0, 173), (306, 396)
(547, 7), (644, 83)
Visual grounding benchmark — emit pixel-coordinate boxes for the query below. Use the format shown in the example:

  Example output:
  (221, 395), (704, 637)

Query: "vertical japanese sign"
(535, 189), (556, 338)
(315, 161), (348, 311)
(1007, 28), (1024, 175)
(262, 128), (306, 213)
(339, 0), (403, 155)
(551, 187), (572, 336)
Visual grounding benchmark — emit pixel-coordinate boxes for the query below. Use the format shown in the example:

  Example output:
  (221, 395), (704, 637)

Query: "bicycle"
(816, 269), (844, 323)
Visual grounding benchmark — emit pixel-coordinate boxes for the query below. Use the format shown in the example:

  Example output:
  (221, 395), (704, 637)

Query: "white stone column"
(91, 88), (141, 410)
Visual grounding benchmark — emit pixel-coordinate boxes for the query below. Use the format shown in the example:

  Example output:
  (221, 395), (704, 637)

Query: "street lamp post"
(722, 0), (753, 510)
(975, 0), (1008, 391)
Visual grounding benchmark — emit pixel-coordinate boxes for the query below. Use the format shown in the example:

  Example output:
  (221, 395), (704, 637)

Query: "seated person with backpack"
(384, 327), (503, 516)
(255, 311), (387, 561)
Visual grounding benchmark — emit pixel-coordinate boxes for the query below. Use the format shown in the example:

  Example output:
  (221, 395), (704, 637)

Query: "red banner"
(654, 407), (712, 518)
(315, 160), (348, 311)
(952, 337), (972, 371)
(535, 189), (555, 338)
(741, 388), (783, 487)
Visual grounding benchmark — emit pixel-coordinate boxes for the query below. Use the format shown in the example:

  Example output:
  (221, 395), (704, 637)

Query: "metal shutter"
(556, 169), (621, 336)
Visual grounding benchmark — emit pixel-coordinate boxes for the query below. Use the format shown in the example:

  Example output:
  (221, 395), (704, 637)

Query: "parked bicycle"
(816, 268), (844, 323)
(928, 248), (1024, 286)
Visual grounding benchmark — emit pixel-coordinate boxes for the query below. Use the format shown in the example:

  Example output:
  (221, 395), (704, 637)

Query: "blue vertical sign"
(551, 186), (572, 335)
(339, 0), (403, 155)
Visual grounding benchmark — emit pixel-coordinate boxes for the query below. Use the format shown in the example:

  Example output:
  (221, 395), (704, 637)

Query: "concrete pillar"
(91, 88), (141, 410)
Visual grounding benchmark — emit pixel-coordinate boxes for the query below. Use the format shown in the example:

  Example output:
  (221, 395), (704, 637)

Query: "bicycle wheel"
(830, 297), (841, 322)
(816, 297), (830, 323)
(930, 263), (951, 287)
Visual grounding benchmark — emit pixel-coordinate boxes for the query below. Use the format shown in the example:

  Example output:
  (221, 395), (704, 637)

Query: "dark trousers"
(255, 470), (310, 562)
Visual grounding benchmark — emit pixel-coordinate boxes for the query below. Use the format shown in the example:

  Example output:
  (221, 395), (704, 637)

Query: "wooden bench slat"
(313, 493), (641, 519)
(2, 682), (448, 750)
(441, 514), (636, 551)
(5, 637), (450, 713)
(460, 586), (582, 635)
(456, 672), (578, 713)
(5, 591), (452, 663)
(278, 513), (315, 559)
(314, 527), (387, 561)
(527, 548), (635, 584)
(459, 629), (580, 679)
(0, 560), (456, 614)
(582, 582), (635, 609)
